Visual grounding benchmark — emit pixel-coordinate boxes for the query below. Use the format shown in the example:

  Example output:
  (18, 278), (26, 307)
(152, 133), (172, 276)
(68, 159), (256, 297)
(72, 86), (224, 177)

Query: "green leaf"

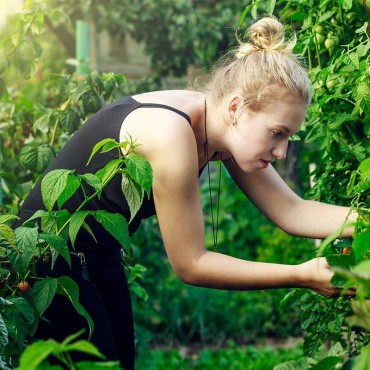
(86, 138), (118, 165)
(266, 0), (276, 15)
(0, 313), (9, 353)
(352, 229), (370, 263)
(273, 358), (310, 370)
(121, 173), (143, 223)
(41, 169), (73, 212)
(310, 356), (342, 370)
(39, 233), (71, 267)
(20, 145), (54, 173)
(359, 157), (370, 179)
(0, 214), (19, 224)
(33, 113), (51, 134)
(60, 109), (80, 134)
(76, 361), (121, 369)
(60, 329), (85, 346)
(69, 211), (89, 247)
(93, 211), (129, 250)
(0, 224), (17, 248)
(124, 153), (153, 197)
(8, 296), (37, 325)
(11, 225), (39, 275)
(318, 10), (336, 22)
(65, 340), (105, 359)
(346, 300), (370, 330)
(57, 174), (81, 209)
(18, 339), (62, 370)
(79, 173), (102, 193)
(342, 0), (353, 10)
(31, 278), (58, 316)
(56, 276), (94, 337)
(95, 159), (122, 186)
(352, 260), (370, 279)
(353, 344), (370, 370)
(23, 209), (49, 224)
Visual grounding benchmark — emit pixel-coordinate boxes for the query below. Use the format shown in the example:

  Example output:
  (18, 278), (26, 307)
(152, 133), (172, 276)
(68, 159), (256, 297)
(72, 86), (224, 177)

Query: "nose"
(272, 141), (288, 160)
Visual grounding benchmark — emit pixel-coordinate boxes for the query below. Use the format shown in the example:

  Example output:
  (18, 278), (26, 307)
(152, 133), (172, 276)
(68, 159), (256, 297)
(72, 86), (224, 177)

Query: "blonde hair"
(201, 17), (311, 109)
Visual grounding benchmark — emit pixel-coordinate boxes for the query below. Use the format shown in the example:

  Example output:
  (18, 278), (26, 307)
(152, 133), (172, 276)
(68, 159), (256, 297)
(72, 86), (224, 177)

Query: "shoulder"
(121, 106), (198, 180)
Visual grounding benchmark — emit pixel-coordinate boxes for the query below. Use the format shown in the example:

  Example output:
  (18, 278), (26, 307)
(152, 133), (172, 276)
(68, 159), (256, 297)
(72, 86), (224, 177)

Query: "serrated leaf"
(95, 159), (122, 186)
(18, 339), (62, 370)
(92, 211), (129, 250)
(273, 358), (310, 370)
(79, 173), (102, 193)
(124, 153), (153, 197)
(20, 145), (54, 173)
(0, 215), (19, 224)
(86, 138), (117, 165)
(69, 211), (89, 247)
(60, 109), (80, 134)
(23, 209), (49, 224)
(8, 296), (36, 325)
(310, 356), (342, 370)
(121, 173), (143, 223)
(0, 313), (8, 353)
(56, 276), (94, 337)
(342, 0), (352, 9)
(359, 157), (370, 179)
(318, 10), (336, 22)
(33, 113), (51, 134)
(39, 233), (70, 267)
(11, 226), (39, 275)
(57, 174), (81, 209)
(31, 278), (58, 317)
(0, 224), (16, 247)
(65, 340), (105, 358)
(41, 169), (73, 212)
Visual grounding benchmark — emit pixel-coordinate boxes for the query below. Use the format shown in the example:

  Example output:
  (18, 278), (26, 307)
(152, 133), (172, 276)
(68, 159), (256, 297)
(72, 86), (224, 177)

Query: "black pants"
(35, 252), (135, 370)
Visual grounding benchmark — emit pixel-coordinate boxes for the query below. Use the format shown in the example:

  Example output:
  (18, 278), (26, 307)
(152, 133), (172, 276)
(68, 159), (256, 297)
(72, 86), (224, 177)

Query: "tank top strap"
(135, 101), (192, 126)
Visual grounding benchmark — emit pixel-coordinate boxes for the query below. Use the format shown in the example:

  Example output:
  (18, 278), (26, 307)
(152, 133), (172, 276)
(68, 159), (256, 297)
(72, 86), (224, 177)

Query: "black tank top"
(20, 96), (192, 252)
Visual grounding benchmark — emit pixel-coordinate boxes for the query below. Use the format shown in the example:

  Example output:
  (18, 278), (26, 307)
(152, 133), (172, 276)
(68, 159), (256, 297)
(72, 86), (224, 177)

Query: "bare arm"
(224, 159), (357, 238)
(121, 110), (353, 298)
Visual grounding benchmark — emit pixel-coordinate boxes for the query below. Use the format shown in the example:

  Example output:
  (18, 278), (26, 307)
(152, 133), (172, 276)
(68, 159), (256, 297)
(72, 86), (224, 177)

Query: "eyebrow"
(276, 125), (292, 134)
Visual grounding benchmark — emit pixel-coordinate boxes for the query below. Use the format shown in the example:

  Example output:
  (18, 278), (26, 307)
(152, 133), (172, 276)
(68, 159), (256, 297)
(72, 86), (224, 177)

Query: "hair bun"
(236, 17), (296, 58)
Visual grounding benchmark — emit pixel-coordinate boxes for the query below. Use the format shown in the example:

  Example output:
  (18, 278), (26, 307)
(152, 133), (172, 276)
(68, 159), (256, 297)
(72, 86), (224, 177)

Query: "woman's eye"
(272, 131), (282, 138)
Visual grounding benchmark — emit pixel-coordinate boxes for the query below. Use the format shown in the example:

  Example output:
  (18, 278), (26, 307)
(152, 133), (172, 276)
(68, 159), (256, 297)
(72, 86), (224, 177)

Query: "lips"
(260, 159), (270, 168)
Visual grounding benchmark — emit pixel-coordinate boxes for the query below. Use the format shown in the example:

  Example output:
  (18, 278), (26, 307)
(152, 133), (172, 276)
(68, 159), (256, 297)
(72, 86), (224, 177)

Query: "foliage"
(16, 330), (121, 370)
(136, 341), (303, 370)
(239, 0), (370, 369)
(38, 0), (247, 77)
(0, 136), (153, 367)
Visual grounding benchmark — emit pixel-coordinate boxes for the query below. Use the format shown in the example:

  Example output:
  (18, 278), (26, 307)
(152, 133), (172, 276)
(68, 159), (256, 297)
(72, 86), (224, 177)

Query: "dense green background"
(0, 0), (369, 369)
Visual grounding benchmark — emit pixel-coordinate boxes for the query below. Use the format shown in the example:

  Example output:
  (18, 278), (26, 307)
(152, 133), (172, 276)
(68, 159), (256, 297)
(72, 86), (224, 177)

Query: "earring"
(232, 115), (237, 126)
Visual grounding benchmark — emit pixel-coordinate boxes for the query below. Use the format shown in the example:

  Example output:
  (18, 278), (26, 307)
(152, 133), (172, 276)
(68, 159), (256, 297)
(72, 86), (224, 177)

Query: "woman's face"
(226, 98), (307, 173)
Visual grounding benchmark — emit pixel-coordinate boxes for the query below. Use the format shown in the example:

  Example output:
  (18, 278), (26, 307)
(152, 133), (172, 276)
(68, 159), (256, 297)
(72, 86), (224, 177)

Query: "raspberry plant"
(242, 1), (370, 369)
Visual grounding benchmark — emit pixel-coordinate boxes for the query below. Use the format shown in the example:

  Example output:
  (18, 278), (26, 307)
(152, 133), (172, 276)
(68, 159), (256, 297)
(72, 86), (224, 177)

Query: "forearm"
(281, 200), (357, 239)
(182, 250), (302, 291)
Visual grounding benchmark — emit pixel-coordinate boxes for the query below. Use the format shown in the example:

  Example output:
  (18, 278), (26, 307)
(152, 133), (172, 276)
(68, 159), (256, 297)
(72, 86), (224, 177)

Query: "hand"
(298, 257), (356, 298)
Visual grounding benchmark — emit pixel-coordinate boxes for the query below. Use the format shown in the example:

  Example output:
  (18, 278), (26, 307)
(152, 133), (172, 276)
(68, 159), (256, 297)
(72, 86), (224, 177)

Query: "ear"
(227, 94), (244, 120)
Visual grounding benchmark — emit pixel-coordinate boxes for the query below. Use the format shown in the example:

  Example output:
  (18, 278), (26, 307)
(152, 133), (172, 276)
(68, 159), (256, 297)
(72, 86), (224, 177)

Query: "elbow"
(172, 261), (203, 287)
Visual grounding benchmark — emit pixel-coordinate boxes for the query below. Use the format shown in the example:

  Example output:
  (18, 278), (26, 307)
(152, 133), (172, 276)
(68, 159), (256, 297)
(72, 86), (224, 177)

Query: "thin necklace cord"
(204, 98), (222, 251)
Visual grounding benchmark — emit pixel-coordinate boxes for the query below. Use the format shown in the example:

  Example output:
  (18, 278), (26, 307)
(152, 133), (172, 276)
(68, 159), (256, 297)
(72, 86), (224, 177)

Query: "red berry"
(18, 281), (30, 292)
(342, 247), (351, 255)
(4, 140), (12, 148)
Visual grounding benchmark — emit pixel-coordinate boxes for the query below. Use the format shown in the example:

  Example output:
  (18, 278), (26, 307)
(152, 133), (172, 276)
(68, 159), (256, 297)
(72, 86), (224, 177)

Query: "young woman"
(16, 17), (356, 370)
